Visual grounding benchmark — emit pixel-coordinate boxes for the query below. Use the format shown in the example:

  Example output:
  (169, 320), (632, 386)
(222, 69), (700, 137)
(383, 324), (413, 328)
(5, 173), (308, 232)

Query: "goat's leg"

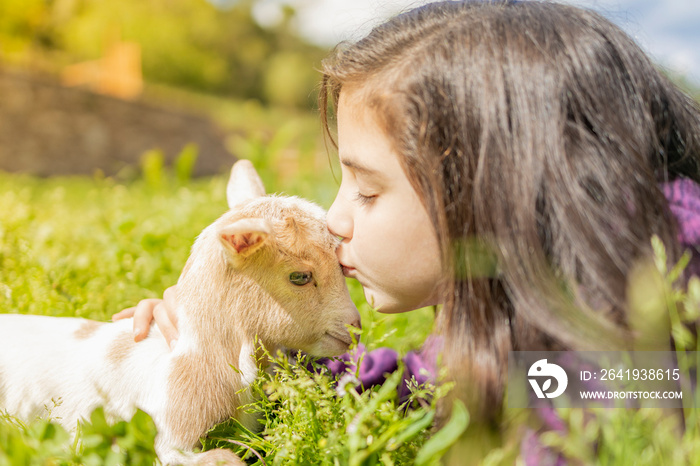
(157, 441), (246, 466)
(155, 408), (247, 466)
(194, 448), (247, 465)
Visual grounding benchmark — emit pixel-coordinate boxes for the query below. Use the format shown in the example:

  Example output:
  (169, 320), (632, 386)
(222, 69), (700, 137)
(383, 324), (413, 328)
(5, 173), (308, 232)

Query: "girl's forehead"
(337, 92), (400, 177)
(337, 83), (385, 117)
(337, 87), (368, 119)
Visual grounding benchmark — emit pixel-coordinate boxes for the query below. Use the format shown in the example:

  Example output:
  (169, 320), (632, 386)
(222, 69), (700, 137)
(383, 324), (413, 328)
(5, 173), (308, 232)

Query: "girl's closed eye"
(354, 191), (377, 206)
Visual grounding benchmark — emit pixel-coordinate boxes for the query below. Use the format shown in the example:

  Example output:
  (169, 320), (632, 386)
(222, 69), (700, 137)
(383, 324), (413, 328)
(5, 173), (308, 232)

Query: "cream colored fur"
(0, 160), (360, 465)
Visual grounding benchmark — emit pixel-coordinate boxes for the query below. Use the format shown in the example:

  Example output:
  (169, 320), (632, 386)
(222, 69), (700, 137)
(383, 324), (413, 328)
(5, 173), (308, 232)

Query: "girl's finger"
(111, 307), (137, 321)
(162, 286), (180, 327)
(131, 298), (160, 342)
(153, 302), (179, 350)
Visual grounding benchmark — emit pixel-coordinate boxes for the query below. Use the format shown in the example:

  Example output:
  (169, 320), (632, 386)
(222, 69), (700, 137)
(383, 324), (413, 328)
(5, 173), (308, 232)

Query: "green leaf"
(140, 149), (165, 188)
(385, 409), (435, 450)
(414, 400), (469, 466)
(668, 251), (692, 284)
(651, 235), (667, 275)
(672, 323), (696, 350)
(175, 144), (199, 184)
(683, 276), (700, 321)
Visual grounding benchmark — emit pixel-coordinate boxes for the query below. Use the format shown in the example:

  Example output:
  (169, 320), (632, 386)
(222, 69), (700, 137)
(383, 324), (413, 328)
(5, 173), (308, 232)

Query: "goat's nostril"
(351, 317), (362, 331)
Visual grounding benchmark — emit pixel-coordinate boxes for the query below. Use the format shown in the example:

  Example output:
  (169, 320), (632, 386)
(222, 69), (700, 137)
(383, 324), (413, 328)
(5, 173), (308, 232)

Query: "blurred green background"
(0, 0), (325, 106)
(0, 0), (341, 201)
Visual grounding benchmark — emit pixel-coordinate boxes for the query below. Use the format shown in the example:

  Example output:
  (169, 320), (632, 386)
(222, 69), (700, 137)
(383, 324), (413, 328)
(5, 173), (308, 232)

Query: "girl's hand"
(112, 286), (180, 350)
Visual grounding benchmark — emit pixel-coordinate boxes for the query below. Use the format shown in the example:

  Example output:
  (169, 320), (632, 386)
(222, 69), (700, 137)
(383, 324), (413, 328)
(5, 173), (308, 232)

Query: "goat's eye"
(289, 271), (313, 286)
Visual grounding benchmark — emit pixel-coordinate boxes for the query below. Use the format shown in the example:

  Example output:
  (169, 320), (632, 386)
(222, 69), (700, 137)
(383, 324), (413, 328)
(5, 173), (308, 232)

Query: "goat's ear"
(227, 160), (266, 208)
(218, 218), (273, 257)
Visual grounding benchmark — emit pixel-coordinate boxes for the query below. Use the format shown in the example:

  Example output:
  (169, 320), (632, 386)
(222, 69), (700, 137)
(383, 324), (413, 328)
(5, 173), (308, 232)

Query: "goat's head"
(199, 160), (360, 356)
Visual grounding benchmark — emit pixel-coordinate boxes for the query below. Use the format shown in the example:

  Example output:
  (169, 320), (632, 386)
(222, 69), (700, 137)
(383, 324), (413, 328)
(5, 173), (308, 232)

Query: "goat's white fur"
(0, 160), (360, 465)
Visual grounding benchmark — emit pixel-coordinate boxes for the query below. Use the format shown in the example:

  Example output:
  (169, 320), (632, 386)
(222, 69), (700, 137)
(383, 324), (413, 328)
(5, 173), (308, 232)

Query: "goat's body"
(0, 315), (169, 425)
(0, 313), (255, 464)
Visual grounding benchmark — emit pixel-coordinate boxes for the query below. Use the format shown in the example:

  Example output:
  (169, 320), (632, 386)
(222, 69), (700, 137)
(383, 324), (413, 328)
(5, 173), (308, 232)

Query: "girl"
(115, 0), (700, 461)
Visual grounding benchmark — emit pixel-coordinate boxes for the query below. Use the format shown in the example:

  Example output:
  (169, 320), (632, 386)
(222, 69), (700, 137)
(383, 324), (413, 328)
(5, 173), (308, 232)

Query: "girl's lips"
(341, 264), (356, 278)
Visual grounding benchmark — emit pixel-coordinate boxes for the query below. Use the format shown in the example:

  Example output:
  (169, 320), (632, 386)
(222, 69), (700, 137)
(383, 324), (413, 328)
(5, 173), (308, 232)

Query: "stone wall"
(0, 68), (235, 177)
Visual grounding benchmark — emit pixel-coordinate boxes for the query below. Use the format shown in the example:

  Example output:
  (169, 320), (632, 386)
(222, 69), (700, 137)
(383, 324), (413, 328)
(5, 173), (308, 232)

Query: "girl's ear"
(218, 218), (273, 258)
(227, 160), (266, 208)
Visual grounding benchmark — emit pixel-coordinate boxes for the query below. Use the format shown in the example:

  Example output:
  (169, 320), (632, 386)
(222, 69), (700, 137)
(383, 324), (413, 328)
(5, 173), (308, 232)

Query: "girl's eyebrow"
(340, 157), (381, 177)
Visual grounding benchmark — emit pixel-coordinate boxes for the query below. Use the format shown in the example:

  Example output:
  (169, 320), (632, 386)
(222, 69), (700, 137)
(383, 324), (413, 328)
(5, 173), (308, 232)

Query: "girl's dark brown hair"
(320, 1), (700, 423)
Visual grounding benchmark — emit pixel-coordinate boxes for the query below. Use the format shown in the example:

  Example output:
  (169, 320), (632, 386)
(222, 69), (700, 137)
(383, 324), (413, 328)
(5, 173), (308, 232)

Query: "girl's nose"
(327, 193), (353, 241)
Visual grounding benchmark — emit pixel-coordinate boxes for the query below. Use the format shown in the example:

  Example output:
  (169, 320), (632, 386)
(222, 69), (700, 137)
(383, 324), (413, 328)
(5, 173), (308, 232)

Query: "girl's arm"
(112, 285), (180, 349)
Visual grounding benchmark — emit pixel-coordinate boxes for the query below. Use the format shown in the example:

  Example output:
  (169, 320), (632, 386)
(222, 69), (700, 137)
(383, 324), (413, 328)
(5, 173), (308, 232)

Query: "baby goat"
(0, 160), (360, 464)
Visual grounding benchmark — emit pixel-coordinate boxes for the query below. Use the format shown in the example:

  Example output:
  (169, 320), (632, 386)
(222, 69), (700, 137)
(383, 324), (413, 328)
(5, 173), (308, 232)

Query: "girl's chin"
(362, 283), (440, 314)
(362, 288), (415, 314)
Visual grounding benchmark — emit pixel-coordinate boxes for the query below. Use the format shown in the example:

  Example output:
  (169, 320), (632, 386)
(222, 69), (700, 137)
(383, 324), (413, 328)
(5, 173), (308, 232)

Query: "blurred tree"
(264, 51), (318, 108)
(0, 0), (326, 108)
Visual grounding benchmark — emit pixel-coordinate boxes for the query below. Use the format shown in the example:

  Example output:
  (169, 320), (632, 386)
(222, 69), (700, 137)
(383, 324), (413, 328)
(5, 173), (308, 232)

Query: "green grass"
(0, 171), (223, 320)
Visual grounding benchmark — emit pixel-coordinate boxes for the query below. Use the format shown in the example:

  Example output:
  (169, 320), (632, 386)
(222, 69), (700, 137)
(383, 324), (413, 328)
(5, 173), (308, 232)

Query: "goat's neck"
(175, 251), (269, 365)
